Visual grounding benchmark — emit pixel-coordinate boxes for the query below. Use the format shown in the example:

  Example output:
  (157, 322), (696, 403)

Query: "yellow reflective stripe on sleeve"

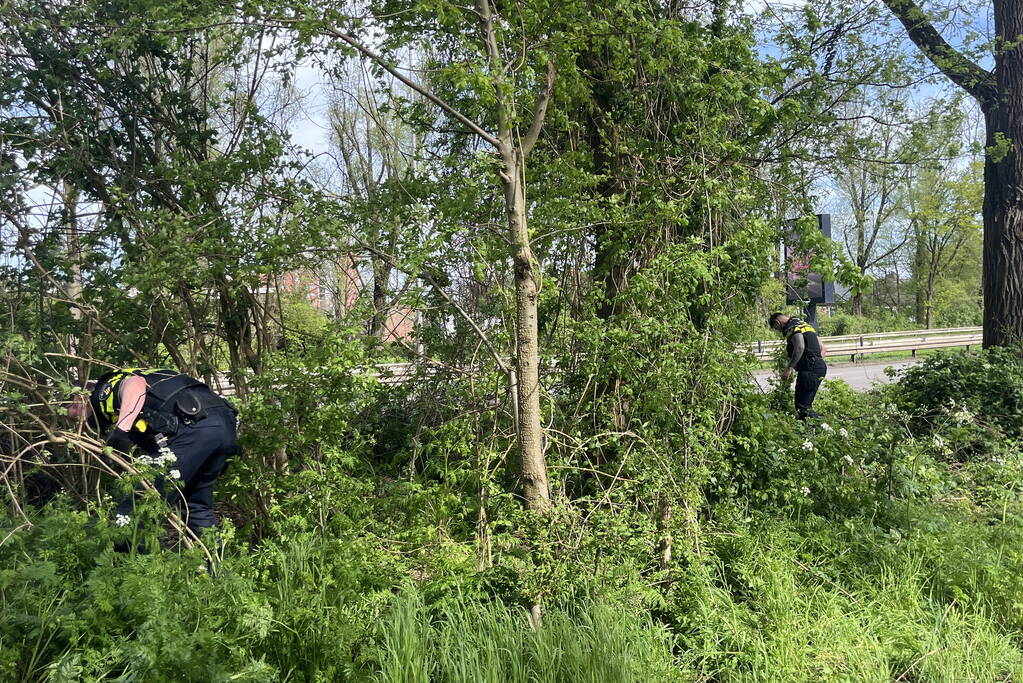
(101, 372), (127, 421)
(135, 418), (148, 433)
(787, 322), (816, 337)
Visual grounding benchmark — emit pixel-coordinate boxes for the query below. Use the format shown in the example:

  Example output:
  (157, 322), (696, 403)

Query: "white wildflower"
(933, 435), (945, 448)
(802, 440), (814, 451)
(114, 514), (131, 527)
(820, 423), (833, 433)
(800, 487), (811, 496)
(953, 409), (973, 425)
(844, 454), (854, 466)
(169, 469), (181, 480)
(156, 446), (176, 467)
(839, 428), (849, 438)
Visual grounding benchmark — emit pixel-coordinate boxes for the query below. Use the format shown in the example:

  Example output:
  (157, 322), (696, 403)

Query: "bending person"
(769, 313), (828, 419)
(68, 368), (238, 539)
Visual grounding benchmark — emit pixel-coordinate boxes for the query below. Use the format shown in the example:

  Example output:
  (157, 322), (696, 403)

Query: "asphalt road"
(752, 359), (921, 393)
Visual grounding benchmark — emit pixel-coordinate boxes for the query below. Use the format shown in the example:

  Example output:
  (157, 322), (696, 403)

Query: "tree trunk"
(981, 101), (1023, 346)
(925, 261), (938, 329)
(914, 222), (927, 326)
(881, 0), (1020, 347)
(501, 145), (551, 513)
(475, 0), (552, 514)
(581, 48), (628, 322)
(62, 183), (90, 379)
(370, 255), (392, 338)
(851, 291), (863, 317)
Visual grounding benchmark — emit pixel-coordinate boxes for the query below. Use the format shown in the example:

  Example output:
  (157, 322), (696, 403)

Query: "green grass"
(677, 506), (1023, 681)
(363, 590), (680, 683)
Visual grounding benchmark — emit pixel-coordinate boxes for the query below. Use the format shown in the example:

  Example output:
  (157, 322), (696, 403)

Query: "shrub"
(815, 313), (914, 337)
(890, 347), (1023, 439)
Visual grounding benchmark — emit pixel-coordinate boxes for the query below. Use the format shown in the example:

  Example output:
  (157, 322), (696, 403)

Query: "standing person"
(67, 367), (238, 539)
(769, 313), (828, 419)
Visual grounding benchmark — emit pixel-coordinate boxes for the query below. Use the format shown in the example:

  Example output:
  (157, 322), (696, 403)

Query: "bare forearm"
(115, 376), (147, 431)
(788, 335), (805, 370)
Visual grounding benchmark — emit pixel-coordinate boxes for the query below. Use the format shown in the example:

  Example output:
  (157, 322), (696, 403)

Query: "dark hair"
(768, 312), (784, 327)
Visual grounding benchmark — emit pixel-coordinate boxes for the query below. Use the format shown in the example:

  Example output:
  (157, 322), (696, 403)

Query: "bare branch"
(521, 61), (554, 157)
(322, 27), (502, 148)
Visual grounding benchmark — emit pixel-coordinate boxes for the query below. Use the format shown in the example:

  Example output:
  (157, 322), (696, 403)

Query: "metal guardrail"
(744, 326), (983, 361)
(214, 327), (983, 395)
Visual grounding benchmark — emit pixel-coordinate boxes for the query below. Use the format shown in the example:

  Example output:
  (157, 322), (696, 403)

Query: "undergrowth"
(5, 349), (1023, 681)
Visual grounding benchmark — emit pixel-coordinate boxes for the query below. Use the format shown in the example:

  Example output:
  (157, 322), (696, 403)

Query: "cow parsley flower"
(802, 440), (814, 451)
(953, 409), (973, 425)
(800, 487), (811, 496)
(839, 428), (849, 438)
(820, 422), (833, 433)
(156, 446), (176, 467)
(114, 514), (131, 527)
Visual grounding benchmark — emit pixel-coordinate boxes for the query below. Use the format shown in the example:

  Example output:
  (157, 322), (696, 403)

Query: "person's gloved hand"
(105, 428), (133, 454)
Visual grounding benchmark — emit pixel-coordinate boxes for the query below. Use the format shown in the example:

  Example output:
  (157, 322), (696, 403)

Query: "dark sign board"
(784, 214), (835, 305)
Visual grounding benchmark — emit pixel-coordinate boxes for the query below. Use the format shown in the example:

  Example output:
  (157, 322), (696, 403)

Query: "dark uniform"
(89, 368), (237, 533)
(783, 318), (827, 419)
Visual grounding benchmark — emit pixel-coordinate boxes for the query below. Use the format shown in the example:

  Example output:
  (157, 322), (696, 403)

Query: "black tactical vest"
(783, 318), (825, 372)
(89, 368), (225, 435)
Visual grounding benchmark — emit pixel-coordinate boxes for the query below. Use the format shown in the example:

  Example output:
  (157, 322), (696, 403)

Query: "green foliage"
(2, 0), (1020, 680)
(891, 347), (1023, 439)
(360, 588), (680, 682)
(816, 313), (915, 336)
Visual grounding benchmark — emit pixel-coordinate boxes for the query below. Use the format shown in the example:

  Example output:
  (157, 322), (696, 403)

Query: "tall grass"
(363, 589), (681, 683)
(683, 521), (1023, 681)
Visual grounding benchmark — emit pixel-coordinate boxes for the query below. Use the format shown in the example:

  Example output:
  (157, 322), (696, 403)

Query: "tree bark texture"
(883, 0), (1020, 346)
(982, 101), (1023, 346)
(498, 132), (551, 514)
(479, 0), (552, 513)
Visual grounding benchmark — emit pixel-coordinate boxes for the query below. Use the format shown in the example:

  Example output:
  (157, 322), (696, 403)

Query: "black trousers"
(117, 406), (238, 533)
(795, 363), (827, 419)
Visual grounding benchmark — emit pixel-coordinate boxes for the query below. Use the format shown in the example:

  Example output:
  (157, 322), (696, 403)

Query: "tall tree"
(277, 0), (558, 513)
(832, 93), (914, 315)
(907, 162), (984, 327)
(881, 0), (1020, 346)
